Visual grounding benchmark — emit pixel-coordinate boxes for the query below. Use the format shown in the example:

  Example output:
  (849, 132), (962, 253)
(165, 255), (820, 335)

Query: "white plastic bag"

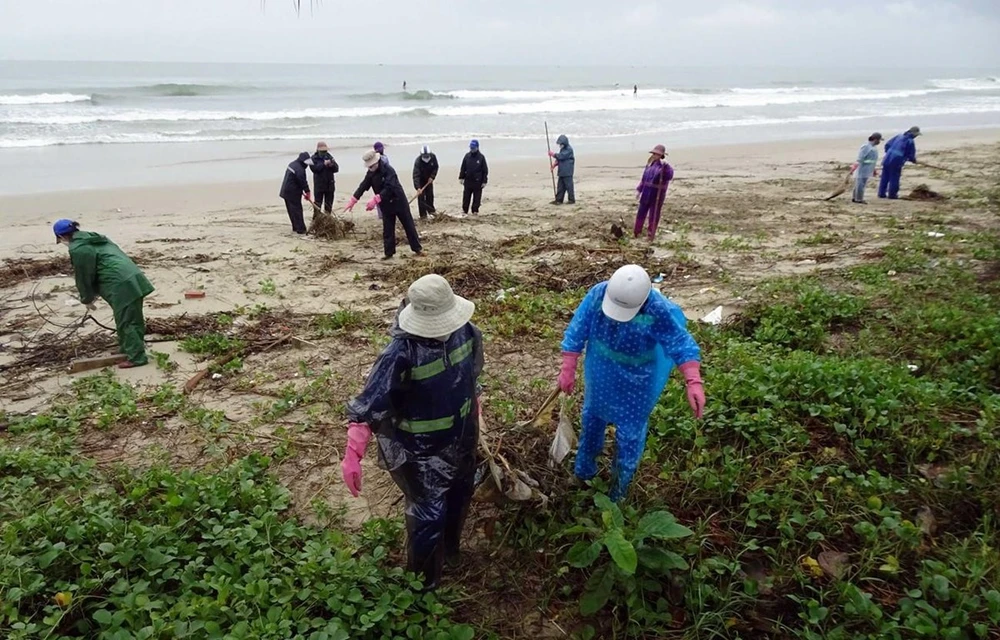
(548, 396), (577, 467)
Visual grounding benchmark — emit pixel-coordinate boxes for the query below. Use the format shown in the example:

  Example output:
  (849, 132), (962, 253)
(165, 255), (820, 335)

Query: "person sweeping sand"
(345, 150), (423, 260)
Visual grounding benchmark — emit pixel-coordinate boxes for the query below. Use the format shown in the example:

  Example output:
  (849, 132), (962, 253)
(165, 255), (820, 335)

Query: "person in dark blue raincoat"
(878, 126), (921, 199)
(558, 265), (705, 501)
(341, 274), (483, 589)
(279, 151), (313, 234)
(549, 134), (576, 205)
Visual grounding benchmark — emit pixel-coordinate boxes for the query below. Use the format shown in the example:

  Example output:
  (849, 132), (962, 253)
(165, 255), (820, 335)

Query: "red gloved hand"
(677, 361), (705, 419)
(548, 151), (556, 158)
(558, 352), (581, 395)
(850, 163), (859, 173)
(551, 162), (559, 170)
(343, 196), (359, 213)
(341, 422), (372, 497)
(365, 194), (382, 211)
(303, 192), (312, 202)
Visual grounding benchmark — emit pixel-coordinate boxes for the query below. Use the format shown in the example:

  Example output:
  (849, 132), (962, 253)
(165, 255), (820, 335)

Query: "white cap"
(602, 265), (652, 322)
(398, 274), (476, 338)
(362, 150), (381, 168)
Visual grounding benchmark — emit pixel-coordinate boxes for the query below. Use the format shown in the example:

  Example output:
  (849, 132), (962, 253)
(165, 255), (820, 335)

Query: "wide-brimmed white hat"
(399, 274), (475, 338)
(363, 150), (381, 168)
(602, 264), (652, 322)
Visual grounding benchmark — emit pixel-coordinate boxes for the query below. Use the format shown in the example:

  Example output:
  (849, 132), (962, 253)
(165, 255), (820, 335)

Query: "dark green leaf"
(93, 609), (113, 626)
(603, 530), (637, 575)
(638, 511), (694, 540)
(636, 547), (688, 571)
(567, 541), (603, 568)
(580, 566), (616, 616)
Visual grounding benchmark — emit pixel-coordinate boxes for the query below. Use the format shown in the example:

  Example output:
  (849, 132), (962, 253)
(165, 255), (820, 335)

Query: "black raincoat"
(346, 306), (483, 587)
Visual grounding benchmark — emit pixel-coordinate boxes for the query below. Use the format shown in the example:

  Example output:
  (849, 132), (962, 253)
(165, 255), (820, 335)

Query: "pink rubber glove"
(551, 162), (558, 170)
(677, 361), (705, 419)
(340, 422), (372, 497)
(548, 151), (556, 158)
(343, 196), (358, 213)
(303, 192), (312, 202)
(558, 352), (581, 395)
(365, 194), (382, 211)
(850, 163), (859, 173)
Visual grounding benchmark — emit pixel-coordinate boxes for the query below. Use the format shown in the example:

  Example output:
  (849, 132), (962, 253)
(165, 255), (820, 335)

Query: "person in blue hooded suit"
(558, 265), (706, 501)
(878, 126), (921, 199)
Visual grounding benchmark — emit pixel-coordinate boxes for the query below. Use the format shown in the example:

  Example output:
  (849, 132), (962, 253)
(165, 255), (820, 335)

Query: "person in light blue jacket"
(853, 132), (882, 204)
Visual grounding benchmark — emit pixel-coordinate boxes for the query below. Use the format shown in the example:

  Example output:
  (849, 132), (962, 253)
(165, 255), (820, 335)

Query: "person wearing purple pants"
(634, 144), (674, 241)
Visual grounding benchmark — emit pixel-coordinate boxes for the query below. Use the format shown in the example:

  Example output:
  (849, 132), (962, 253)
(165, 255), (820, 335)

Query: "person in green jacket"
(53, 219), (154, 368)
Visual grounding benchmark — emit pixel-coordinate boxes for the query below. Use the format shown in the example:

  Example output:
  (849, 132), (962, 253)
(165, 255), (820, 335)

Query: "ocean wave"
(4, 103), (999, 149)
(0, 92), (92, 105)
(929, 77), (999, 91)
(6, 86), (982, 126)
(350, 90), (456, 101)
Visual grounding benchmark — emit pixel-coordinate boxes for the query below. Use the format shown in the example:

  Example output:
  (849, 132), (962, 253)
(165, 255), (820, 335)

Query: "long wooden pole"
(544, 121), (557, 199)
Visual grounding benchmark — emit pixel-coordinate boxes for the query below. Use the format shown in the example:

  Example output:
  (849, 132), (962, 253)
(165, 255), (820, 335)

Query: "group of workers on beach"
(49, 123), (925, 590)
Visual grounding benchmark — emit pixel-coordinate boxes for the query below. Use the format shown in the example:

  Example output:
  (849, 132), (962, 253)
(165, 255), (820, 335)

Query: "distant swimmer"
(403, 81), (407, 91)
(634, 84), (638, 96)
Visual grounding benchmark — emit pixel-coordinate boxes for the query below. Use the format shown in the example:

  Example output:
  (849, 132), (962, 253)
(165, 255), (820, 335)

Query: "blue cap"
(53, 219), (77, 240)
(373, 141), (385, 152)
(469, 139), (479, 149)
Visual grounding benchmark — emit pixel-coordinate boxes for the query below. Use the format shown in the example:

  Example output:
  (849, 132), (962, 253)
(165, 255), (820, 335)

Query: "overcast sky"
(0, 0), (998, 68)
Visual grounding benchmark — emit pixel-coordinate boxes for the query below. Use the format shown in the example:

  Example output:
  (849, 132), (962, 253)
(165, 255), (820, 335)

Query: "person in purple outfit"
(634, 144), (674, 240)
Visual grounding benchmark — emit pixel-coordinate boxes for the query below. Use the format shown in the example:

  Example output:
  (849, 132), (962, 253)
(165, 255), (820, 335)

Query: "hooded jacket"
(352, 161), (408, 213)
(459, 150), (488, 186)
(413, 152), (440, 189)
(883, 133), (917, 167)
(346, 307), (484, 494)
(280, 152), (312, 199)
(553, 135), (575, 178)
(310, 150), (339, 191)
(68, 231), (154, 308)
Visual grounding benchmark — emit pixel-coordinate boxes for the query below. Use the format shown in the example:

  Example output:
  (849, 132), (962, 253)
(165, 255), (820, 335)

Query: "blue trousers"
(574, 410), (650, 501)
(878, 161), (904, 199)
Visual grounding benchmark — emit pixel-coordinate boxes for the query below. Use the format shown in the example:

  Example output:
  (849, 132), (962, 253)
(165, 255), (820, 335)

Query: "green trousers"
(113, 299), (148, 365)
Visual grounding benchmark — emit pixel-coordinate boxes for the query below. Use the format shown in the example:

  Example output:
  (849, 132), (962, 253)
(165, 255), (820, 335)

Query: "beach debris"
(184, 290), (206, 299)
(548, 396), (577, 467)
(700, 306), (724, 325)
(905, 185), (947, 201)
(907, 364), (920, 372)
(68, 354), (128, 374)
(926, 231), (946, 238)
(309, 209), (356, 240)
(916, 506), (937, 536)
(652, 273), (665, 283)
(887, 270), (898, 276)
(817, 551), (850, 579)
(211, 373), (223, 380)
(796, 259), (818, 266)
(610, 223), (624, 239)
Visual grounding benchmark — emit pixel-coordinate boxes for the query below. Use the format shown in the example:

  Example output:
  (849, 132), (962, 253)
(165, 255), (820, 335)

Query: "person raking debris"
(345, 150), (423, 260)
(54, 219), (154, 369)
(879, 126), (921, 200)
(412, 145), (439, 219)
(341, 274), (483, 589)
(557, 265), (705, 501)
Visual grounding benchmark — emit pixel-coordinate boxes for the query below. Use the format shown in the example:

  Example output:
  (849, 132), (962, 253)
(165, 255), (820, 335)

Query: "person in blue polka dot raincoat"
(558, 264), (705, 501)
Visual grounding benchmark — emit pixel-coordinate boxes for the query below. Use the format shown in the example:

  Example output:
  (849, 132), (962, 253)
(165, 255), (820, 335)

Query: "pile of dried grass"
(0, 256), (71, 289)
(905, 184), (948, 201)
(380, 255), (514, 298)
(309, 210), (355, 240)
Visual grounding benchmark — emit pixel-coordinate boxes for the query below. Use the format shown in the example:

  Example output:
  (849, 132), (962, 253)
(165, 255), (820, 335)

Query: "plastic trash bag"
(548, 396), (577, 466)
